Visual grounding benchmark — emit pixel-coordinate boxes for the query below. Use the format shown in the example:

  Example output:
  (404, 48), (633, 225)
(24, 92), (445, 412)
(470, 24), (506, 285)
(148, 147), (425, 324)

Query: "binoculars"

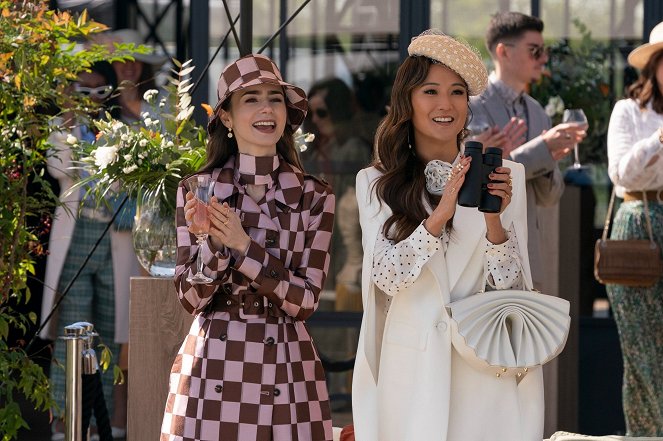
(458, 141), (503, 213)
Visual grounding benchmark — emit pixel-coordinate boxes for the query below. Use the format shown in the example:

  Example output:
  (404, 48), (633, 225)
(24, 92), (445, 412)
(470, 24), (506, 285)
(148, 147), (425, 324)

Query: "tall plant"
(0, 2), (133, 438)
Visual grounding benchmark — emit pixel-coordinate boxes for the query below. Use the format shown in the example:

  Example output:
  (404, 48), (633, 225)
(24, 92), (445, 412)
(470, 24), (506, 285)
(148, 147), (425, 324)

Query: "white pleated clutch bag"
(446, 289), (570, 377)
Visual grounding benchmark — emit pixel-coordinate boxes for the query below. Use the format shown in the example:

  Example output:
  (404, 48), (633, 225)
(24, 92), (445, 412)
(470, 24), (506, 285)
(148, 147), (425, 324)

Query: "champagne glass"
(562, 108), (588, 168)
(186, 175), (214, 284)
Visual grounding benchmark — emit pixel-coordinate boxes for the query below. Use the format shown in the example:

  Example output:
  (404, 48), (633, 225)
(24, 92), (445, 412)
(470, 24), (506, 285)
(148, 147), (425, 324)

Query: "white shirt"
(607, 98), (663, 196)
(372, 222), (523, 297)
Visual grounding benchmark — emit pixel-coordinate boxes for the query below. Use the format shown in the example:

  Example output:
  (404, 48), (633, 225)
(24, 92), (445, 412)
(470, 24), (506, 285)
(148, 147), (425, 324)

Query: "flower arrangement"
(70, 59), (207, 213)
(71, 61), (316, 213)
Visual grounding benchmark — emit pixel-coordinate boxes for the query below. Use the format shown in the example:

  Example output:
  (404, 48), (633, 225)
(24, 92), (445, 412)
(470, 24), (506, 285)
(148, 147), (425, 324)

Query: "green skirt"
(606, 200), (663, 436)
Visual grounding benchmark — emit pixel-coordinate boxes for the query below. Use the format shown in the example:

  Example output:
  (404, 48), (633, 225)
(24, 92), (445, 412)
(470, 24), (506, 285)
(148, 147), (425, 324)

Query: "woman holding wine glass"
(605, 21), (663, 436)
(161, 54), (335, 441)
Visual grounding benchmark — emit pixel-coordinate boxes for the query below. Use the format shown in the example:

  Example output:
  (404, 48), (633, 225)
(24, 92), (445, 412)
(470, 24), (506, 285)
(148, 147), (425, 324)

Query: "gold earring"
(227, 127), (233, 138)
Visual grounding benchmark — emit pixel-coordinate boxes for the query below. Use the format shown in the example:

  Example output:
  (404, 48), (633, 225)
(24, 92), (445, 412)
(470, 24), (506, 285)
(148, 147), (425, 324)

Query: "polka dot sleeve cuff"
(484, 223), (524, 290)
(371, 222), (442, 296)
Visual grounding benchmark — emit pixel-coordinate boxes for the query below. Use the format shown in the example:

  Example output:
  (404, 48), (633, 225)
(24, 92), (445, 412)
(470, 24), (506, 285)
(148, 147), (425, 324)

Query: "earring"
(407, 130), (412, 150)
(227, 127), (233, 139)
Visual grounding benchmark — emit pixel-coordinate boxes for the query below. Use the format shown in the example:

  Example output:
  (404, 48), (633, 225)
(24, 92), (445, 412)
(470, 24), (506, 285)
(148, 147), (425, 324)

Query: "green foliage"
(530, 19), (614, 165)
(0, 2), (134, 438)
(70, 59), (208, 213)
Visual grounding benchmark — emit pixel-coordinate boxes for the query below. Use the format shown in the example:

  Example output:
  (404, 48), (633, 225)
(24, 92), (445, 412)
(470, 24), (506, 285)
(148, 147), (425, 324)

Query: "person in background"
(352, 30), (541, 441)
(469, 11), (586, 291)
(606, 21), (663, 437)
(161, 54), (335, 441)
(42, 61), (140, 440)
(108, 28), (167, 123)
(302, 78), (372, 304)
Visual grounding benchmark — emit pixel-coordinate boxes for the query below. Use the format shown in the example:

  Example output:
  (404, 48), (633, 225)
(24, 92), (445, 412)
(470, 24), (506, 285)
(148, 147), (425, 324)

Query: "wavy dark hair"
(201, 93), (304, 173)
(627, 49), (663, 113)
(373, 56), (469, 243)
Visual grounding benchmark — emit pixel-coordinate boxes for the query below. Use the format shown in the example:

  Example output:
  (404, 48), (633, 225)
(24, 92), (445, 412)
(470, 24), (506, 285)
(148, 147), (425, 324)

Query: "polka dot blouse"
(372, 222), (523, 297)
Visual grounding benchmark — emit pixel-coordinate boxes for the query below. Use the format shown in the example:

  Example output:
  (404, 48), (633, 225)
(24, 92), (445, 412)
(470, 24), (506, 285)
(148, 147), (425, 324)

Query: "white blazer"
(352, 160), (544, 441)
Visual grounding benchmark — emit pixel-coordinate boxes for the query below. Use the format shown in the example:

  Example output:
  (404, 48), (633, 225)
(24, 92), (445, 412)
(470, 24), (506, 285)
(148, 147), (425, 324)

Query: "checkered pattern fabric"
(161, 154), (335, 440)
(208, 54), (308, 134)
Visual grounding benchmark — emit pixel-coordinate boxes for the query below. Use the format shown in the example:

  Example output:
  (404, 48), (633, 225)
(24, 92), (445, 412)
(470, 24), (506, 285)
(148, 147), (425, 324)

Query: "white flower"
(545, 95), (565, 117)
(304, 133), (315, 143)
(144, 117), (153, 126)
(143, 89), (159, 103)
(123, 154), (132, 161)
(139, 139), (149, 147)
(94, 146), (119, 170)
(120, 134), (129, 142)
(141, 111), (151, 120)
(122, 164), (138, 174)
(166, 140), (174, 148)
(66, 134), (78, 145)
(111, 121), (125, 131)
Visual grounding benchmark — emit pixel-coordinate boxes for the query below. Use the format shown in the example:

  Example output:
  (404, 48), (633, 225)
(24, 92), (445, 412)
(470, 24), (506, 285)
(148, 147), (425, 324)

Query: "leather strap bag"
(446, 270), (570, 377)
(594, 188), (663, 287)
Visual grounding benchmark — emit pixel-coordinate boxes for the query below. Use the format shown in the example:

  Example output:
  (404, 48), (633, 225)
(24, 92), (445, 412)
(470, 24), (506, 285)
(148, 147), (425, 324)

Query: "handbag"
(594, 188), (663, 287)
(446, 273), (570, 377)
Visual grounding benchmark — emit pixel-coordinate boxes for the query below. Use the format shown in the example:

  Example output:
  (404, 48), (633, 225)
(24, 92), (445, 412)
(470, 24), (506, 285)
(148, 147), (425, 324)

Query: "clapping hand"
(472, 117), (527, 158)
(207, 198), (251, 254)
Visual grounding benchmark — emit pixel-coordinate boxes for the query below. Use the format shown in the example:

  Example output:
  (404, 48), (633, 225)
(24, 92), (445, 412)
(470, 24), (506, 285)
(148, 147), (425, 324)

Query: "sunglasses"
(503, 43), (549, 60)
(74, 84), (114, 100)
(312, 107), (329, 119)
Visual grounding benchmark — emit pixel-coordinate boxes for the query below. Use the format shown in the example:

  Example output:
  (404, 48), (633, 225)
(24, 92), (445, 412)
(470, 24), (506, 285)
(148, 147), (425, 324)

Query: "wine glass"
(186, 175), (214, 284)
(562, 108), (588, 168)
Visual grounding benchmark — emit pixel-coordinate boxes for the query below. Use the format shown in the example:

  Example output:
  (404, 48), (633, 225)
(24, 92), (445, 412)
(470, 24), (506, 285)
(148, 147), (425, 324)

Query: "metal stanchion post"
(62, 324), (85, 441)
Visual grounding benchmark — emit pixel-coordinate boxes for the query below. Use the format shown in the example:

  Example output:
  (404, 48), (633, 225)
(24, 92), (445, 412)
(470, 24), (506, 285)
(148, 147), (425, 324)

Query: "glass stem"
(196, 237), (205, 274)
(573, 144), (580, 167)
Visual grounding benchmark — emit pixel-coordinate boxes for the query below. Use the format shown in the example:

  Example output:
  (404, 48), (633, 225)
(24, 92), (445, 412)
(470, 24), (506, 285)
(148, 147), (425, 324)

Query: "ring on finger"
(564, 132), (571, 139)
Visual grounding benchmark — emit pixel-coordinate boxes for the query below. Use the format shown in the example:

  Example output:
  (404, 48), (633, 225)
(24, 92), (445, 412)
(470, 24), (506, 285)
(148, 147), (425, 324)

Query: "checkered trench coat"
(161, 154), (335, 441)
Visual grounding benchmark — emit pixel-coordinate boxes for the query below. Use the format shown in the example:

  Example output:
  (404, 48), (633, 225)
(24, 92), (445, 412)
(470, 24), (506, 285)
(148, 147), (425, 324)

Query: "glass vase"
(132, 193), (177, 277)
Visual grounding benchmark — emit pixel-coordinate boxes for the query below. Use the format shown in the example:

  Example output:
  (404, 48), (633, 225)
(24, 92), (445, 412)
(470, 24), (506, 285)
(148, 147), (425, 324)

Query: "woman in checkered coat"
(160, 54), (335, 441)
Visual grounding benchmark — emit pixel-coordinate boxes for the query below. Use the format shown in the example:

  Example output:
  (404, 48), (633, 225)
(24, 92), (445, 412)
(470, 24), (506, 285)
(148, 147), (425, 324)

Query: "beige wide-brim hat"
(408, 30), (488, 96)
(106, 28), (169, 67)
(628, 22), (663, 69)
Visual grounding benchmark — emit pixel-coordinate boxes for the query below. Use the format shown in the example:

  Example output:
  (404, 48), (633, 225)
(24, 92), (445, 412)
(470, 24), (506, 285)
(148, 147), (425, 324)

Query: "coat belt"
(207, 288), (286, 318)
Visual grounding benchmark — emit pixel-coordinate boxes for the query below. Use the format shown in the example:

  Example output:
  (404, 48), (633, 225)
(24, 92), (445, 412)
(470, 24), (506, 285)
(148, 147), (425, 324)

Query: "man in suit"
(469, 11), (586, 291)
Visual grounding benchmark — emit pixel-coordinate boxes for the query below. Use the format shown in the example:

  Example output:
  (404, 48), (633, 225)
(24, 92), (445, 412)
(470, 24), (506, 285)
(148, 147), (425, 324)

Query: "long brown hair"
(201, 94), (304, 173)
(627, 49), (663, 113)
(373, 56), (468, 243)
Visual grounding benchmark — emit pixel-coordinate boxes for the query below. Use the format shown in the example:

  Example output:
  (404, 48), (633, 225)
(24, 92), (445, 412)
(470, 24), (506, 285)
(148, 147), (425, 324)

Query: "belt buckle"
(238, 291), (269, 319)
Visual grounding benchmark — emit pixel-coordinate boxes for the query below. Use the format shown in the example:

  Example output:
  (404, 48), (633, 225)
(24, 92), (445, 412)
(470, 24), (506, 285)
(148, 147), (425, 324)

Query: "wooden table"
(127, 277), (193, 441)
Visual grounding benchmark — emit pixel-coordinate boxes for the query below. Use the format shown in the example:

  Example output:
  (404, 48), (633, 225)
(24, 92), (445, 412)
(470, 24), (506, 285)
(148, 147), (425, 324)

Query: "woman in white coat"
(352, 30), (544, 441)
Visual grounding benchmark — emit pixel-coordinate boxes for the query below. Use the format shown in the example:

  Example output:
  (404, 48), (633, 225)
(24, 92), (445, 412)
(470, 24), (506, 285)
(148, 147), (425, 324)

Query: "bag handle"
(601, 188), (656, 244)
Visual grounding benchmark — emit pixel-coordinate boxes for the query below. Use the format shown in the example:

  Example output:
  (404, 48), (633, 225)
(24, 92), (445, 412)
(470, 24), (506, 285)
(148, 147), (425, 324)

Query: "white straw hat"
(628, 22), (663, 69)
(408, 30), (488, 96)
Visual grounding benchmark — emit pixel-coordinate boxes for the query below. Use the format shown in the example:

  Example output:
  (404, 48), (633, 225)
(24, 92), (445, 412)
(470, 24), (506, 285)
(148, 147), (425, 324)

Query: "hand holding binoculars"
(458, 141), (504, 214)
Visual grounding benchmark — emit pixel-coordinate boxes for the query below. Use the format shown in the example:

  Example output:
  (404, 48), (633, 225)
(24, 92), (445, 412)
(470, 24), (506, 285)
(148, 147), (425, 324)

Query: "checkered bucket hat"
(208, 54), (308, 134)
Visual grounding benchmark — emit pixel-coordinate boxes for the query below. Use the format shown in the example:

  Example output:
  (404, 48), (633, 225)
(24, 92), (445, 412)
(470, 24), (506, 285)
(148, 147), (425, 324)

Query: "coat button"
(264, 337), (275, 346)
(219, 334), (227, 341)
(274, 388), (281, 396)
(215, 384), (223, 393)
(265, 238), (275, 246)
(435, 321), (447, 331)
(253, 301), (260, 307)
(269, 269), (279, 279)
(226, 300), (232, 306)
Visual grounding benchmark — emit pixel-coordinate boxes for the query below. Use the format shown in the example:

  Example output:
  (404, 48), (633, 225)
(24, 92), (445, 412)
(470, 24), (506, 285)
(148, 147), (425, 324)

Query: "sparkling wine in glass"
(562, 108), (588, 169)
(186, 175), (214, 284)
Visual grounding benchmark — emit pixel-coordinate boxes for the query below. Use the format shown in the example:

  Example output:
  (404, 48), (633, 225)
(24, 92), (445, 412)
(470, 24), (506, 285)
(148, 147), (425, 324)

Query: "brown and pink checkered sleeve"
(173, 179), (232, 315)
(233, 180), (335, 320)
